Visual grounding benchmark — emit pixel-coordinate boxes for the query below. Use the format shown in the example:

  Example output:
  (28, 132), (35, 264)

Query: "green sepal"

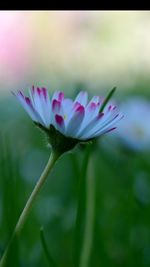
(34, 122), (93, 155)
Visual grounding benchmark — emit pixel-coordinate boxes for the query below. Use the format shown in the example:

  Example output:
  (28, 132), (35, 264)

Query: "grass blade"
(99, 87), (116, 113)
(40, 227), (57, 267)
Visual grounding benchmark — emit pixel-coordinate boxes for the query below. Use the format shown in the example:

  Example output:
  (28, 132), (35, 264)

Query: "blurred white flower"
(116, 97), (150, 151)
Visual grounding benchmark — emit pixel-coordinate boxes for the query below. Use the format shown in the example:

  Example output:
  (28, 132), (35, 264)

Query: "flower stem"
(0, 151), (60, 267)
(79, 153), (95, 267)
(74, 145), (91, 267)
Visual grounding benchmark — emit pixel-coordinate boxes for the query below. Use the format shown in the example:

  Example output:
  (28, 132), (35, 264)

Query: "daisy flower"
(14, 86), (123, 154)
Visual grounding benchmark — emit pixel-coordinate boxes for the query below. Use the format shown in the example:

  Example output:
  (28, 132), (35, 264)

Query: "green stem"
(79, 153), (95, 267)
(74, 146), (91, 267)
(0, 151), (60, 267)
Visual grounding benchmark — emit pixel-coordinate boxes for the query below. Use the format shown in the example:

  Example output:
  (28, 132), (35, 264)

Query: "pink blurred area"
(0, 11), (150, 94)
(0, 11), (98, 92)
(0, 12), (35, 86)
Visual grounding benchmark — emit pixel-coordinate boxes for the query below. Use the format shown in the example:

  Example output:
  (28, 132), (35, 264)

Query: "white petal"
(79, 112), (104, 139)
(15, 91), (44, 124)
(54, 114), (65, 134)
(86, 96), (102, 108)
(85, 113), (123, 139)
(52, 91), (64, 102)
(66, 105), (85, 137)
(80, 106), (119, 139)
(31, 87), (51, 127)
(78, 103), (100, 136)
(74, 91), (88, 107)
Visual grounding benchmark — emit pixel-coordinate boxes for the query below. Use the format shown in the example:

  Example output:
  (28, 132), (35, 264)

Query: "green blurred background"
(1, 11), (150, 267)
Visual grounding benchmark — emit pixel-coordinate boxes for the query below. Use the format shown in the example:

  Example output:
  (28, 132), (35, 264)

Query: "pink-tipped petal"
(58, 92), (64, 102)
(32, 85), (35, 94)
(86, 96), (102, 109)
(75, 105), (84, 113)
(54, 114), (65, 133)
(14, 91), (44, 124)
(74, 91), (88, 107)
(30, 87), (51, 127)
(73, 101), (81, 111)
(25, 97), (32, 105)
(108, 105), (112, 111)
(78, 100), (100, 134)
(65, 105), (85, 137)
(98, 112), (104, 119)
(55, 114), (64, 126)
(89, 102), (97, 109)
(42, 87), (47, 100)
(91, 126), (118, 139)
(52, 91), (64, 102)
(89, 113), (123, 139)
(78, 112), (104, 139)
(105, 127), (117, 133)
(37, 87), (41, 96)
(52, 99), (61, 112)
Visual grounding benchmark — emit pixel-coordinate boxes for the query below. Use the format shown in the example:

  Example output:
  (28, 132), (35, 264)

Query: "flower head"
(14, 87), (123, 154)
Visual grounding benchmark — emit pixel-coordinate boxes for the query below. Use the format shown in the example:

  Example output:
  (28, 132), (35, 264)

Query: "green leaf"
(99, 87), (116, 113)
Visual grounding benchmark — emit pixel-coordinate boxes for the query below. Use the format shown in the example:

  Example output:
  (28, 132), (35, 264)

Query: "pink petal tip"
(55, 114), (64, 126)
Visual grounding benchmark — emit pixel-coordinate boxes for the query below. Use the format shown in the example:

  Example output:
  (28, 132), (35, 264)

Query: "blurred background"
(1, 10), (150, 267)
